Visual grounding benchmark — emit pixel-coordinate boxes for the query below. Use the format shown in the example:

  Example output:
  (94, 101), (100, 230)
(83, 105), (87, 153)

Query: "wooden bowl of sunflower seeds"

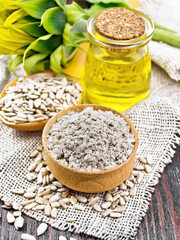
(42, 104), (138, 193)
(0, 71), (83, 131)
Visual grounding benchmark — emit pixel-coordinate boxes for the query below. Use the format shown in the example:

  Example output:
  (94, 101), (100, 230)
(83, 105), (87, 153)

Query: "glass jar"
(83, 8), (154, 112)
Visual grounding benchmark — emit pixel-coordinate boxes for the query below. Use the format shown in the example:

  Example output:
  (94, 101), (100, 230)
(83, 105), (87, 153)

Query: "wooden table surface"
(1, 145), (179, 240)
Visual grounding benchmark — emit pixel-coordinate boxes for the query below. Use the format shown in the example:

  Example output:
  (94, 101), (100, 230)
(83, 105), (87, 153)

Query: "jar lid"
(87, 7), (154, 49)
(95, 8), (145, 40)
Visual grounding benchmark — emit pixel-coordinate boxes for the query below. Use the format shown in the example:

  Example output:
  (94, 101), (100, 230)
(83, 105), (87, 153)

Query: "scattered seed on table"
(21, 233), (36, 240)
(7, 212), (15, 224)
(14, 216), (24, 229)
(37, 223), (48, 236)
(59, 236), (67, 240)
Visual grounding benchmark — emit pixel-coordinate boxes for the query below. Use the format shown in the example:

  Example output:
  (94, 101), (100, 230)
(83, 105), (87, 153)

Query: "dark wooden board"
(1, 146), (179, 240)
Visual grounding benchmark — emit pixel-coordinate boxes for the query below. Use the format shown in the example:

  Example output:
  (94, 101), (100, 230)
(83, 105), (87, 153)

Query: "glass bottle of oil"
(83, 7), (154, 112)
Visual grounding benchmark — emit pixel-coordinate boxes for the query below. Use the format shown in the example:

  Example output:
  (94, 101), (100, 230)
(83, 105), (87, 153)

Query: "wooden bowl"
(0, 70), (83, 131)
(42, 104), (138, 193)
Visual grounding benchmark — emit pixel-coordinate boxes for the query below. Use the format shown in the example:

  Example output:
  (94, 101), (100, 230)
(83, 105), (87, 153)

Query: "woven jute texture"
(0, 97), (180, 240)
(140, 0), (180, 81)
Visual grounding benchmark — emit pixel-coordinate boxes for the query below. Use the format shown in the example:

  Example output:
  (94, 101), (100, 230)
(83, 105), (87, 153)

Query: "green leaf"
(29, 58), (50, 73)
(50, 45), (71, 76)
(41, 7), (65, 35)
(14, 22), (47, 38)
(8, 55), (23, 73)
(70, 18), (88, 51)
(65, 2), (88, 24)
(24, 52), (49, 74)
(18, 0), (57, 19)
(86, 1), (131, 16)
(23, 34), (61, 62)
(86, 0), (131, 7)
(55, 0), (65, 10)
(63, 23), (75, 48)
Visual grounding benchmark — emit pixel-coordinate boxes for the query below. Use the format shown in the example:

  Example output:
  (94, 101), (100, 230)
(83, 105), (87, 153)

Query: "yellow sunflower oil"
(83, 7), (154, 112)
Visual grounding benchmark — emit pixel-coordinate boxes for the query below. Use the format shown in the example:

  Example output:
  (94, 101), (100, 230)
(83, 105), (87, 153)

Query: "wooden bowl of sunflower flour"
(42, 104), (138, 193)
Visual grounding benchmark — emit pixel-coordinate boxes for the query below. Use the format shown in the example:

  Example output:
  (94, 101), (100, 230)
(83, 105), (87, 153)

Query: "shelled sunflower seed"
(8, 143), (153, 221)
(0, 75), (82, 123)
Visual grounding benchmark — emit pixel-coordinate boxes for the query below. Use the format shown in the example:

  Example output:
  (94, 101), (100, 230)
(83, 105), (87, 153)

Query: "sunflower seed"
(26, 172), (37, 182)
(105, 193), (113, 202)
(92, 203), (102, 212)
(35, 162), (43, 173)
(144, 165), (151, 173)
(49, 194), (60, 203)
(88, 197), (99, 205)
(7, 212), (15, 223)
(119, 183), (127, 190)
(45, 204), (51, 216)
(2, 205), (11, 209)
(119, 196), (126, 206)
(39, 189), (51, 197)
(11, 188), (25, 195)
(14, 216), (24, 229)
(51, 202), (60, 208)
(111, 199), (119, 208)
(30, 149), (39, 158)
(132, 170), (139, 176)
(24, 202), (37, 210)
(70, 196), (77, 205)
(125, 180), (134, 188)
(127, 174), (134, 181)
(60, 201), (68, 209)
(137, 172), (144, 184)
(21, 233), (36, 240)
(120, 191), (129, 197)
(108, 187), (118, 194)
(102, 209), (112, 217)
(62, 198), (71, 204)
(129, 187), (136, 196)
(113, 206), (126, 213)
(37, 223), (48, 236)
(43, 193), (53, 200)
(146, 155), (153, 165)
(110, 212), (121, 218)
(59, 236), (67, 240)
(36, 144), (43, 152)
(26, 186), (37, 193)
(51, 208), (58, 218)
(12, 201), (20, 210)
(138, 156), (147, 164)
(34, 153), (42, 165)
(33, 205), (45, 211)
(21, 200), (34, 207)
(37, 173), (43, 184)
(24, 192), (36, 199)
(101, 201), (111, 209)
(112, 194), (120, 202)
(75, 195), (87, 203)
(66, 218), (76, 223)
(134, 165), (144, 171)
(73, 204), (85, 211)
(62, 190), (69, 198)
(13, 211), (22, 217)
(28, 162), (37, 172)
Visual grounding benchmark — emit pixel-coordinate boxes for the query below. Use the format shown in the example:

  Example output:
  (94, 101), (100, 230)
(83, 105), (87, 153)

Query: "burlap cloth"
(0, 0), (180, 239)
